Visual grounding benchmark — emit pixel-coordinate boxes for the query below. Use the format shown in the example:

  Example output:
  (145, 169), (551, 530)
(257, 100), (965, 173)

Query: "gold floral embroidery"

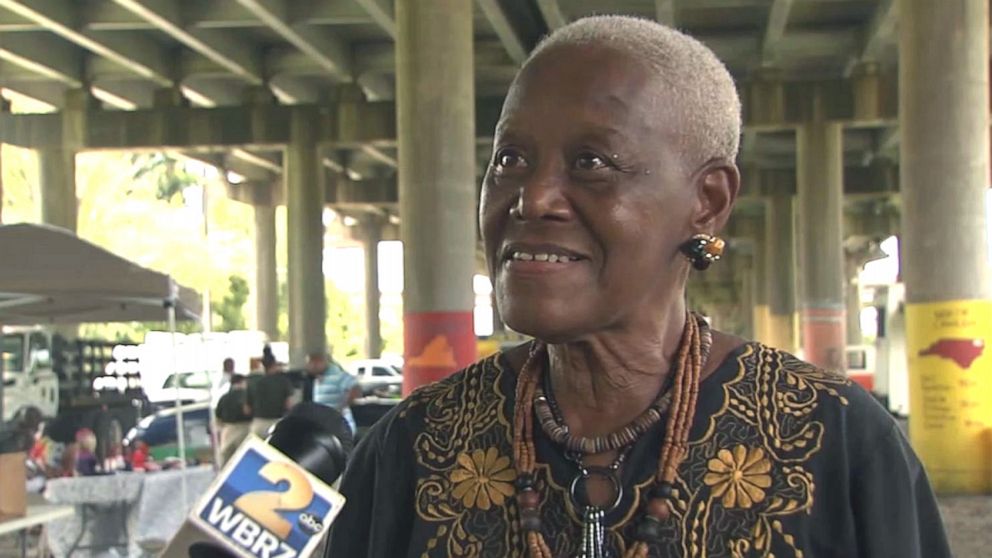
(407, 344), (853, 557)
(703, 445), (773, 509)
(450, 447), (516, 510)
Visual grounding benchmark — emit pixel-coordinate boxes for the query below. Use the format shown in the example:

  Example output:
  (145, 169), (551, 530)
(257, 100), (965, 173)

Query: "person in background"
(74, 429), (98, 476)
(218, 357), (236, 394)
(246, 345), (293, 438)
(215, 374), (252, 464)
(307, 351), (361, 434)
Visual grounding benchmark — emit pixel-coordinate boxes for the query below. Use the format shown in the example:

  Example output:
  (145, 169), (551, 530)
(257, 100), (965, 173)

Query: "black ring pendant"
(569, 466), (624, 513)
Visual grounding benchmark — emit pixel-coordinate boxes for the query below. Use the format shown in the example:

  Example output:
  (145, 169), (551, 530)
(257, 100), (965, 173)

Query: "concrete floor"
(940, 494), (992, 558)
(0, 496), (989, 557)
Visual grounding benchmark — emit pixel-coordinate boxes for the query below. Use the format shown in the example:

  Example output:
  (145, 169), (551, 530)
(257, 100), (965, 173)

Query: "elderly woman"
(327, 16), (950, 558)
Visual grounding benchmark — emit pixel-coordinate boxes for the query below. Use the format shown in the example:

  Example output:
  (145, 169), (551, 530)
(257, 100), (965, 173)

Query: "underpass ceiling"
(0, 0), (906, 207)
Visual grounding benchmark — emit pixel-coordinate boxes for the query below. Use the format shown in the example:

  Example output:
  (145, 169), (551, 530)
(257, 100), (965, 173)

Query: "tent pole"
(0, 322), (5, 434)
(168, 300), (189, 510)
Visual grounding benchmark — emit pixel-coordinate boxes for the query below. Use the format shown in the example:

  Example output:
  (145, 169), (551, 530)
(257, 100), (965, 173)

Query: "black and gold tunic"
(326, 343), (951, 557)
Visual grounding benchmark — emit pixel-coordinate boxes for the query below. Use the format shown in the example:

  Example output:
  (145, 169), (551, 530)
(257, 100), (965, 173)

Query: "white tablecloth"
(44, 466), (216, 557)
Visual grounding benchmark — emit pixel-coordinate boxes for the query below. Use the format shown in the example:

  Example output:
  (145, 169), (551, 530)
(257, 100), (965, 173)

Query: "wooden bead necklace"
(512, 312), (711, 558)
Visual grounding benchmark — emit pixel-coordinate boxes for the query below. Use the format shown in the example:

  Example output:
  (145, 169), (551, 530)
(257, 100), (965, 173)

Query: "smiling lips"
(501, 245), (586, 273)
(510, 251), (581, 263)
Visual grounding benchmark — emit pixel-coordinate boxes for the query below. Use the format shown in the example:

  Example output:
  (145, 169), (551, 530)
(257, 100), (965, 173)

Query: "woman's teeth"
(511, 252), (579, 263)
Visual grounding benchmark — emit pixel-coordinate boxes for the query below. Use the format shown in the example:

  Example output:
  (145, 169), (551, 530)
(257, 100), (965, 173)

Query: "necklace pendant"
(578, 506), (609, 558)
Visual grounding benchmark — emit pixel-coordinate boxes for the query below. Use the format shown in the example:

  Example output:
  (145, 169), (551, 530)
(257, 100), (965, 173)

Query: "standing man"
(218, 357), (236, 394)
(214, 375), (251, 465)
(306, 351), (361, 433)
(246, 346), (293, 438)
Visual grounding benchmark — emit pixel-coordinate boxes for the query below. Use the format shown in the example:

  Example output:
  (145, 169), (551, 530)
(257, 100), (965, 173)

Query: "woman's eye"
(494, 149), (527, 170)
(574, 153), (609, 171)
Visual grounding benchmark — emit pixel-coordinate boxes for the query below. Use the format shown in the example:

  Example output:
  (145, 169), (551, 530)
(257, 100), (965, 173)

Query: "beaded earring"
(679, 234), (725, 270)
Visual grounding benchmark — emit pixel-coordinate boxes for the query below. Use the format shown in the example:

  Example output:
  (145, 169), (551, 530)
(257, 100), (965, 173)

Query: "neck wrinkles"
(546, 309), (688, 439)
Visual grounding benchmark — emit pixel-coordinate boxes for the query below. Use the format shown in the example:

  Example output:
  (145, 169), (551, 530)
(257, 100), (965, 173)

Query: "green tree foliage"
(130, 153), (203, 202)
(214, 275), (249, 331)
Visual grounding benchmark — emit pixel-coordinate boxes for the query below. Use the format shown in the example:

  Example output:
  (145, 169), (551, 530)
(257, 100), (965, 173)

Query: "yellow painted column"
(906, 302), (992, 492)
(901, 0), (992, 492)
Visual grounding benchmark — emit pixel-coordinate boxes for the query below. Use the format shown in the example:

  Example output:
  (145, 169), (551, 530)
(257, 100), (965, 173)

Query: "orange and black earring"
(680, 233), (725, 270)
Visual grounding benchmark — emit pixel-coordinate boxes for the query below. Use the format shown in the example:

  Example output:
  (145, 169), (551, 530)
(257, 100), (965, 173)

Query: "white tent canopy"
(0, 223), (200, 324)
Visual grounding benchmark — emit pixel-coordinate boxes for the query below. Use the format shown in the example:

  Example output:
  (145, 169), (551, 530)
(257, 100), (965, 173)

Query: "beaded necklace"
(512, 313), (711, 558)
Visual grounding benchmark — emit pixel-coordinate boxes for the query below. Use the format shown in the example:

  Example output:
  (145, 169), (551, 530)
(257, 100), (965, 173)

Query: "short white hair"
(525, 15), (741, 168)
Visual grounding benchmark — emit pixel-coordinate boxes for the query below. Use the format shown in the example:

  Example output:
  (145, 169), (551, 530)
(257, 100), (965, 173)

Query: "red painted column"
(403, 312), (477, 395)
(396, 0), (477, 393)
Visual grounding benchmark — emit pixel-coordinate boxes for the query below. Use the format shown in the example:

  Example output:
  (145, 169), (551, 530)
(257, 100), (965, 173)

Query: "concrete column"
(845, 256), (863, 346)
(362, 216), (383, 359)
(254, 203), (279, 340)
(286, 107), (326, 366)
(901, 0), (992, 493)
(742, 214), (769, 344)
(0, 97), (7, 225)
(765, 192), (798, 353)
(396, 0), (477, 393)
(38, 148), (76, 230)
(796, 114), (846, 371)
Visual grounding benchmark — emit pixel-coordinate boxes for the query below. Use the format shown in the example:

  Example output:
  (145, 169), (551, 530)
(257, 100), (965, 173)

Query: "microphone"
(160, 403), (353, 558)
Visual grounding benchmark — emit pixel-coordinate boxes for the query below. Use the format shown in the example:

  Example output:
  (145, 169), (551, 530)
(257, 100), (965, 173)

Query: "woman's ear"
(693, 159), (741, 232)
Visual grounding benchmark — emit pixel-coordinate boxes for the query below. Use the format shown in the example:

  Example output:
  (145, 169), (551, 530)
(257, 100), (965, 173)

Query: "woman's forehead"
(497, 48), (672, 139)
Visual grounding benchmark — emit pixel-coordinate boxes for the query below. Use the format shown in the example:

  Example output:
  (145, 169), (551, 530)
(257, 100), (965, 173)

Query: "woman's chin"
(502, 310), (586, 345)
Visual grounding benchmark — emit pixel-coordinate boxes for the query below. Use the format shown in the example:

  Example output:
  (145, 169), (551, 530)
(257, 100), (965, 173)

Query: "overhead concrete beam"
(269, 76), (320, 104)
(761, 0), (793, 65)
(0, 32), (83, 86)
(476, 0), (528, 64)
(235, 0), (352, 78)
(655, 0), (675, 26)
(354, 0), (396, 39)
(325, 176), (398, 207)
(0, 82), (64, 109)
(189, 0), (371, 27)
(536, 0), (567, 30)
(861, 0), (897, 62)
(354, 40), (513, 75)
(112, 0), (264, 85)
(360, 145), (398, 168)
(0, 0), (174, 86)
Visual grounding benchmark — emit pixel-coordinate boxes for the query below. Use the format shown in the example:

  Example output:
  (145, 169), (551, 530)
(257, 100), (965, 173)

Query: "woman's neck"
(546, 310), (688, 439)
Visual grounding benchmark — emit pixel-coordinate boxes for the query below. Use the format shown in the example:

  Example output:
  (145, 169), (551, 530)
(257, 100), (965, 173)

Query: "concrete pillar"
(396, 0), (477, 393)
(254, 203), (279, 341)
(286, 107), (326, 366)
(743, 214), (769, 344)
(796, 112), (846, 371)
(845, 256), (863, 346)
(38, 148), (76, 230)
(765, 192), (798, 353)
(0, 97), (7, 225)
(362, 216), (383, 359)
(901, 0), (992, 493)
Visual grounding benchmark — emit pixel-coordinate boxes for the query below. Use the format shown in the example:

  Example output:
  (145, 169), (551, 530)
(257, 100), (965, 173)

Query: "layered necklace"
(512, 312), (711, 558)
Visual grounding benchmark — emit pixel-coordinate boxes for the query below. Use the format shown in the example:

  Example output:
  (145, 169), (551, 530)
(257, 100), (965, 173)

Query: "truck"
(2, 327), (149, 447)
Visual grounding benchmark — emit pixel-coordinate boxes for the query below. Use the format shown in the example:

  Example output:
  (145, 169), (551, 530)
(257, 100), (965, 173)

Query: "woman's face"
(480, 45), (704, 342)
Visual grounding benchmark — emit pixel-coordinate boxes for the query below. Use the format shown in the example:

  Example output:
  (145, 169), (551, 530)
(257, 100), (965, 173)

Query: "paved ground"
(939, 494), (992, 558)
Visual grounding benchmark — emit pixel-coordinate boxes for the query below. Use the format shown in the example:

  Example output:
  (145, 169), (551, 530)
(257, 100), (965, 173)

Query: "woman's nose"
(512, 167), (572, 222)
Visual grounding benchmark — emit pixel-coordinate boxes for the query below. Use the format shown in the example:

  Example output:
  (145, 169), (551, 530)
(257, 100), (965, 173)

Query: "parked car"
(346, 359), (403, 398)
(146, 371), (215, 406)
(124, 402), (214, 463)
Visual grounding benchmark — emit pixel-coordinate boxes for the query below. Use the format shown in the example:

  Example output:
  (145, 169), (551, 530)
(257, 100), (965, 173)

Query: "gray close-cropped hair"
(525, 15), (741, 169)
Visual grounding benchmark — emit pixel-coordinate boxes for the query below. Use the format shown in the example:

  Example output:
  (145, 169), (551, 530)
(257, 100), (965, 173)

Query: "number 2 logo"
(233, 462), (314, 538)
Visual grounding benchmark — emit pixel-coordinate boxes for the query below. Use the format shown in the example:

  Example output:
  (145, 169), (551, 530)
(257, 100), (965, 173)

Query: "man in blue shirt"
(306, 351), (361, 433)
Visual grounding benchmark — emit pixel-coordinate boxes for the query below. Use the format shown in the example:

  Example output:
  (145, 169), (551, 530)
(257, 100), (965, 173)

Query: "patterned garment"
(326, 343), (951, 557)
